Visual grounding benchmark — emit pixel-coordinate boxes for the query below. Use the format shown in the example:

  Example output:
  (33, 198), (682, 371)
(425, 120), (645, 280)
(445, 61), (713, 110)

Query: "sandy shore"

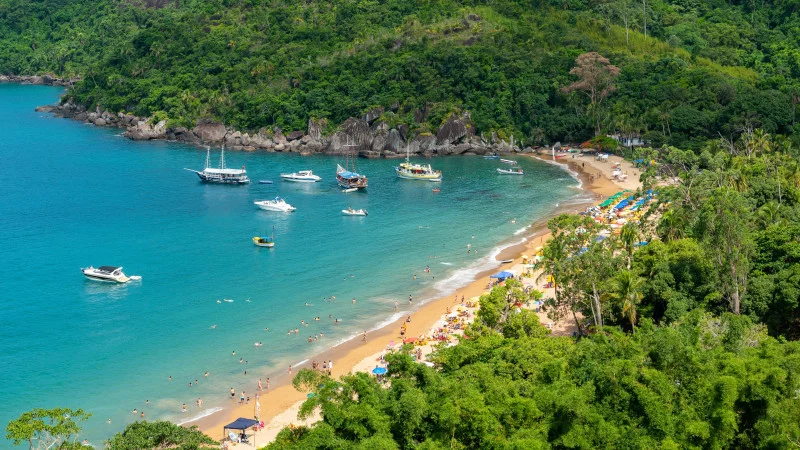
(193, 150), (643, 445)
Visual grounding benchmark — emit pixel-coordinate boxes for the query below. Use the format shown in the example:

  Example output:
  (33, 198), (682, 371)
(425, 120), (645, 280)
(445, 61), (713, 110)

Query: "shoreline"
(191, 150), (642, 442)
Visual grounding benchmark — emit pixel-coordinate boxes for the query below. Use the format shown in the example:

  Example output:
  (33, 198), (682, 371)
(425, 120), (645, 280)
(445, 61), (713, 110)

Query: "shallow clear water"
(0, 84), (585, 445)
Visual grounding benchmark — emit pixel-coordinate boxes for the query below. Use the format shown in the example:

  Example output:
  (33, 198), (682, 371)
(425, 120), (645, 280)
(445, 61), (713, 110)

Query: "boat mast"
(220, 145), (226, 170)
(205, 147), (210, 170)
(405, 142), (410, 164)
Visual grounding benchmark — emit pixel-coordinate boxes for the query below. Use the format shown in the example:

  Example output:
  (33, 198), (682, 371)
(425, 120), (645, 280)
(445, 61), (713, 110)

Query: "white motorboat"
(81, 266), (141, 283)
(280, 170), (322, 183)
(497, 168), (524, 175)
(500, 159), (518, 165)
(342, 207), (368, 216)
(254, 197), (296, 212)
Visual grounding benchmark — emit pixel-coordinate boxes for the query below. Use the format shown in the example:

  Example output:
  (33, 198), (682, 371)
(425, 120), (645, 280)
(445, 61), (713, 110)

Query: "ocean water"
(0, 84), (586, 445)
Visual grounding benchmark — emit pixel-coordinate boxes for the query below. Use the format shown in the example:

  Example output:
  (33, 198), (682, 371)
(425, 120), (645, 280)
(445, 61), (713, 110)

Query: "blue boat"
(484, 153), (499, 160)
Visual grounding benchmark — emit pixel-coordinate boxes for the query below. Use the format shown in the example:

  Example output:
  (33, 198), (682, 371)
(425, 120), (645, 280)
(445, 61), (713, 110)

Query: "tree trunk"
(572, 310), (582, 337)
(730, 261), (740, 314)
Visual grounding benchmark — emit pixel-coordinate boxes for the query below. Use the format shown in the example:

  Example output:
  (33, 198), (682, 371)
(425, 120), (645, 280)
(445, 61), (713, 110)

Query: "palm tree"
(756, 201), (781, 229)
(657, 209), (686, 242)
(618, 223), (639, 269)
(604, 270), (644, 334)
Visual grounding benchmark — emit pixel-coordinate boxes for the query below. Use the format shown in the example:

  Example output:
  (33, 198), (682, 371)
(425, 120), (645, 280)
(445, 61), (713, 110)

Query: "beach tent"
(224, 417), (259, 447)
(490, 271), (514, 281)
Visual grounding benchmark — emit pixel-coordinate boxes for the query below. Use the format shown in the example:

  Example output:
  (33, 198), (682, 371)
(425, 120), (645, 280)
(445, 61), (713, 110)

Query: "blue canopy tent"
(224, 417), (259, 447)
(490, 271), (514, 281)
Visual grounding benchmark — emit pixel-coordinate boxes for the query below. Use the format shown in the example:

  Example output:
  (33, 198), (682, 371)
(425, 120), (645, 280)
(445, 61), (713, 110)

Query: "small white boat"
(280, 170), (321, 183)
(342, 187), (358, 193)
(497, 168), (524, 175)
(81, 266), (140, 283)
(500, 159), (517, 165)
(254, 197), (296, 212)
(342, 208), (368, 216)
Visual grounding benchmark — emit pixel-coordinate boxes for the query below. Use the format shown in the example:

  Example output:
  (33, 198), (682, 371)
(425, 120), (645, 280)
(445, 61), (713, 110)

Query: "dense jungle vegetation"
(0, 0), (799, 146)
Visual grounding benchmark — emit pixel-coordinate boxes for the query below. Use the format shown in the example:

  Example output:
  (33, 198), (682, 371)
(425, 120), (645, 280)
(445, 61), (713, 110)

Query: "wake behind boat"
(254, 197), (296, 212)
(184, 147), (249, 184)
(497, 167), (524, 175)
(280, 170), (321, 183)
(81, 266), (141, 283)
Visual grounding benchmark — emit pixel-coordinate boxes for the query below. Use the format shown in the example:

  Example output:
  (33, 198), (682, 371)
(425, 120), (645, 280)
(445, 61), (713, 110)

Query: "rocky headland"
(35, 100), (530, 157)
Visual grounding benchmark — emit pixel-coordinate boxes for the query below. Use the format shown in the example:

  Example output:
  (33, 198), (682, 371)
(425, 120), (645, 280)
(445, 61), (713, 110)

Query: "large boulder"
(93, 118), (107, 126)
(384, 129), (404, 153)
(436, 113), (474, 146)
(125, 120), (167, 141)
(417, 134), (437, 152)
(29, 76), (44, 85)
(324, 117), (371, 154)
(193, 120), (227, 142)
(451, 143), (471, 155)
(250, 129), (274, 149)
(224, 130), (243, 147)
(286, 130), (304, 141)
(371, 130), (388, 152)
(362, 106), (384, 125)
(307, 118), (326, 141)
(168, 127), (200, 143)
(273, 127), (288, 145)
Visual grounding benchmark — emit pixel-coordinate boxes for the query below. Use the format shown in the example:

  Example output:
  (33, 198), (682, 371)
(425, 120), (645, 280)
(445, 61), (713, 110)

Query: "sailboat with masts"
(336, 139), (368, 191)
(184, 146), (250, 184)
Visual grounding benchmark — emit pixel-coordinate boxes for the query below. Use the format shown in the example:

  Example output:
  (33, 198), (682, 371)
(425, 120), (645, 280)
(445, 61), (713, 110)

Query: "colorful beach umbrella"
(372, 367), (388, 375)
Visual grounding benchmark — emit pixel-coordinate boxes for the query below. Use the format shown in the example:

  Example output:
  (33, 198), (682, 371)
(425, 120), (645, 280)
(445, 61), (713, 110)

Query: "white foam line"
(176, 407), (224, 426)
(537, 157), (582, 189)
(513, 224), (531, 235)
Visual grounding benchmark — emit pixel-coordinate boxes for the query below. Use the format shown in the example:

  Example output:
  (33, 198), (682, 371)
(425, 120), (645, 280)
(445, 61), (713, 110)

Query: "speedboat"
(184, 147), (250, 184)
(280, 170), (321, 183)
(497, 168), (524, 175)
(252, 236), (275, 248)
(342, 208), (368, 216)
(81, 266), (141, 283)
(499, 159), (517, 165)
(254, 197), (296, 212)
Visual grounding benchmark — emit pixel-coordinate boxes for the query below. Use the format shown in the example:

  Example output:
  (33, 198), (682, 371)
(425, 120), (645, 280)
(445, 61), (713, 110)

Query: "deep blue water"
(0, 84), (586, 445)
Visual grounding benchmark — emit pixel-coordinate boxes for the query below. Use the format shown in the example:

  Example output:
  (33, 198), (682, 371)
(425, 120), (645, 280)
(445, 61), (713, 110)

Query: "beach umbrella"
(372, 367), (388, 375)
(403, 337), (418, 344)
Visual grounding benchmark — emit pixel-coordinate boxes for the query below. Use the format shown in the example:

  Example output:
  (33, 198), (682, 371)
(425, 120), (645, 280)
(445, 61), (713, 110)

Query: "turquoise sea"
(0, 84), (587, 445)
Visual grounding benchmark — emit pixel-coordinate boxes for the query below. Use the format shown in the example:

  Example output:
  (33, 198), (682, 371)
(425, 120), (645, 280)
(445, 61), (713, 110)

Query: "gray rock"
(371, 121), (389, 133)
(451, 143), (471, 155)
(362, 106), (384, 124)
(304, 139), (324, 153)
(193, 120), (227, 142)
(307, 118), (326, 141)
(397, 124), (409, 141)
(29, 76), (43, 85)
(94, 118), (107, 126)
(273, 127), (288, 145)
(274, 143), (286, 152)
(224, 130), (243, 147)
(35, 105), (56, 112)
(417, 134), (437, 152)
(324, 117), (371, 154)
(371, 131), (388, 152)
(286, 130), (304, 141)
(249, 132), (274, 149)
(74, 112), (88, 121)
(125, 120), (167, 141)
(384, 129), (404, 153)
(436, 113), (474, 146)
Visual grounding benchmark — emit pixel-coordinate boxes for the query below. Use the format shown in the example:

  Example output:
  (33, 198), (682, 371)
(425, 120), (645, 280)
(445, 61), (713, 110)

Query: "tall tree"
(618, 223), (639, 269)
(697, 188), (753, 315)
(562, 52), (620, 135)
(604, 269), (644, 333)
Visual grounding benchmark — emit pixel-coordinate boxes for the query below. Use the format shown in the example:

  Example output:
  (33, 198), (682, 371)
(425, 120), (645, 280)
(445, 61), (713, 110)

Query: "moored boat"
(342, 207), (368, 216)
(81, 266), (140, 283)
(252, 236), (275, 248)
(499, 158), (517, 165)
(484, 153), (499, 160)
(497, 167), (524, 175)
(184, 147), (250, 184)
(336, 140), (368, 190)
(394, 145), (442, 181)
(254, 197), (296, 212)
(280, 170), (321, 183)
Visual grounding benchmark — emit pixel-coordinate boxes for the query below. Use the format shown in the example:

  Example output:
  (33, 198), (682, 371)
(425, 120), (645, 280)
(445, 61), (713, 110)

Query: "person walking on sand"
(362, 331), (367, 343)
(240, 391), (245, 404)
(258, 379), (263, 391)
(288, 365), (292, 375)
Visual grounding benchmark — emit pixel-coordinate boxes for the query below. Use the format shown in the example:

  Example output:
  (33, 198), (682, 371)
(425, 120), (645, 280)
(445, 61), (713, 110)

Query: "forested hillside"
(0, 0), (798, 146)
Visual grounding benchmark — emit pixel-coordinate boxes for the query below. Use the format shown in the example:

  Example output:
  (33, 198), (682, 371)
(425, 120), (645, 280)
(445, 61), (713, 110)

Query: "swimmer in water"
(210, 325), (217, 329)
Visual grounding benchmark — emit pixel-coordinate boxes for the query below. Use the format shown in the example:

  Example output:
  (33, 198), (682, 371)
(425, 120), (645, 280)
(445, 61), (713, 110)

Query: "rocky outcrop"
(436, 113), (474, 146)
(126, 119), (168, 141)
(193, 120), (227, 142)
(36, 97), (523, 157)
(1, 74), (78, 86)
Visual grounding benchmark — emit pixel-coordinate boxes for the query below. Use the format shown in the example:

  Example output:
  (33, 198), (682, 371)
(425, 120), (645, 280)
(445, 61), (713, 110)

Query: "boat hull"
(280, 175), (321, 183)
(395, 169), (442, 181)
(255, 204), (295, 212)
(342, 209), (368, 216)
(197, 172), (250, 184)
(496, 168), (524, 175)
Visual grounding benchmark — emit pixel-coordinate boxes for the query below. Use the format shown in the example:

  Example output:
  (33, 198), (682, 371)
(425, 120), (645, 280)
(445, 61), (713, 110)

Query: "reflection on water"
(83, 279), (138, 301)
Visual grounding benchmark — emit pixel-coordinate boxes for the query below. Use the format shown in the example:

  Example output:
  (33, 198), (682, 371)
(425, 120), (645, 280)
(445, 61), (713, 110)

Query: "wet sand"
(193, 151), (640, 442)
